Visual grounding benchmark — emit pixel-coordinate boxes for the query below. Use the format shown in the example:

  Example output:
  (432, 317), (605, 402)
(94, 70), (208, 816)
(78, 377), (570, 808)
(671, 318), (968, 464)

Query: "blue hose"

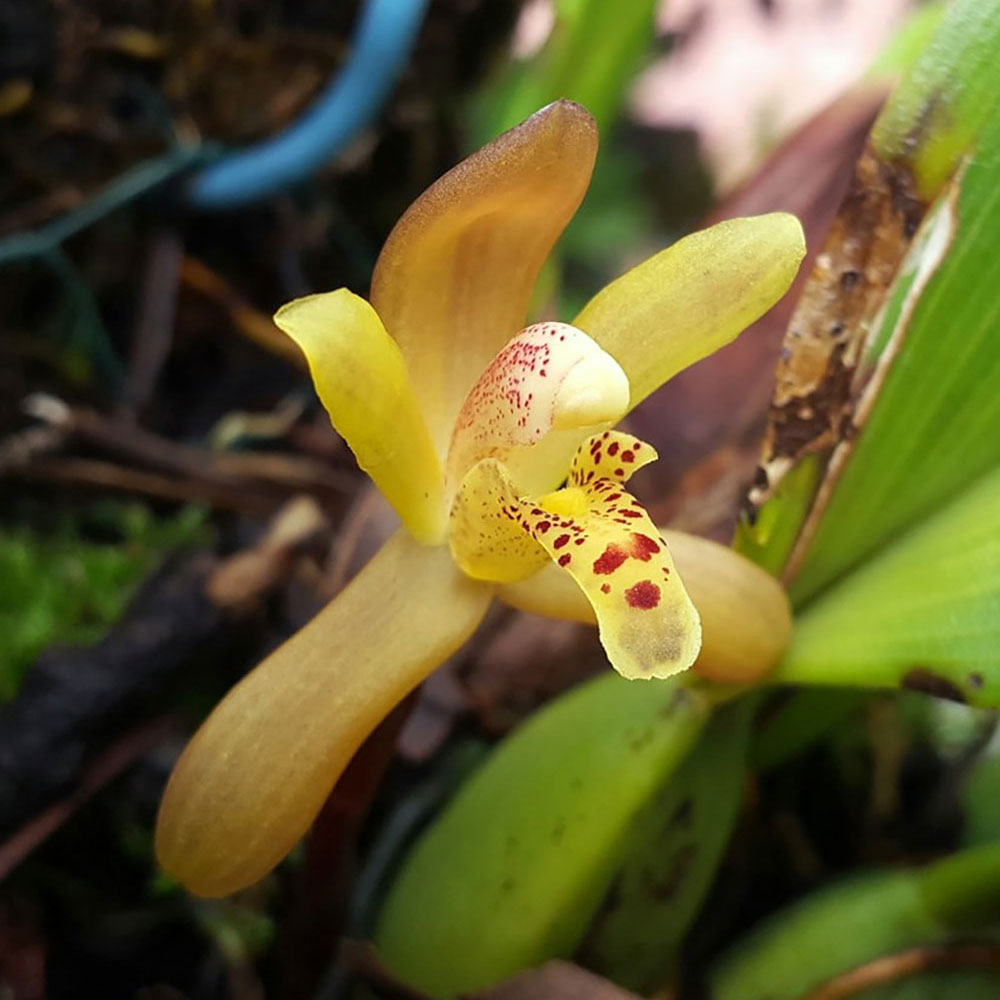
(187, 0), (432, 210)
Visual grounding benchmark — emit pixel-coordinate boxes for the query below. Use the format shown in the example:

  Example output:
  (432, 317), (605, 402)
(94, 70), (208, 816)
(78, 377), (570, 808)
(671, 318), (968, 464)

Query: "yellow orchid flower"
(155, 100), (805, 898)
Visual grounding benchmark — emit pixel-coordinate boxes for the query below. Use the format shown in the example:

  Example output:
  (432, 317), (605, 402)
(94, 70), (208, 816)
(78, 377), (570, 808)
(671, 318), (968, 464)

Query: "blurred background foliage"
(6, 1), (1000, 999)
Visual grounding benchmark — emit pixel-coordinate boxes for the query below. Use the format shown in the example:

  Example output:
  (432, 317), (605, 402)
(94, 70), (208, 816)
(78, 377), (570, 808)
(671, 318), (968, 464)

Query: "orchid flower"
(156, 101), (805, 897)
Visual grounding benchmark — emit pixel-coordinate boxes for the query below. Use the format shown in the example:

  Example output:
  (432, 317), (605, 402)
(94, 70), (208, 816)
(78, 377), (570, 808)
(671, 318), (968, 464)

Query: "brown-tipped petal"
(574, 214), (806, 409)
(371, 100), (598, 451)
(498, 529), (792, 683)
(155, 531), (492, 897)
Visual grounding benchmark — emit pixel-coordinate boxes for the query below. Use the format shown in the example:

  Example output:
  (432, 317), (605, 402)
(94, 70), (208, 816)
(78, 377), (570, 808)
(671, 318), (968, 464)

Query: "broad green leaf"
(710, 841), (1000, 1000)
(792, 90), (1000, 603)
(580, 700), (754, 993)
(375, 674), (710, 998)
(921, 841), (1000, 927)
(773, 463), (1000, 707)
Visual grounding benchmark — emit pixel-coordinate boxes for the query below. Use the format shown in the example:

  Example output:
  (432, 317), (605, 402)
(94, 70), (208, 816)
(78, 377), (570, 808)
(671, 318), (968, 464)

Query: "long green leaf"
(375, 674), (710, 998)
(710, 841), (1000, 1000)
(772, 463), (1000, 706)
(710, 871), (943, 1000)
(580, 700), (754, 992)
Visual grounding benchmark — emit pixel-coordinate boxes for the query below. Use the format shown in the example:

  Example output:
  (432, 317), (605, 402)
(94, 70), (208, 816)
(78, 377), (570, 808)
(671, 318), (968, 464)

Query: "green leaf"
(710, 841), (1000, 1000)
(710, 871), (943, 1000)
(579, 699), (754, 993)
(871, 0), (1000, 197)
(867, 1), (949, 79)
(736, 457), (820, 579)
(772, 463), (1000, 707)
(855, 971), (1000, 1000)
(960, 752), (1000, 848)
(469, 0), (658, 146)
(375, 674), (710, 998)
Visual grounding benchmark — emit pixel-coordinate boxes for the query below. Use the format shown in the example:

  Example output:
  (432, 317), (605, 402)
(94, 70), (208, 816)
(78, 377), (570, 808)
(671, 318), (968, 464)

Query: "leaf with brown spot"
(737, 0), (1000, 583)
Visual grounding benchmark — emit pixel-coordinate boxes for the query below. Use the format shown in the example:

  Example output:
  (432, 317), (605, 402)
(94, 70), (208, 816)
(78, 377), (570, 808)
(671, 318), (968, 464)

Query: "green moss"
(0, 501), (210, 700)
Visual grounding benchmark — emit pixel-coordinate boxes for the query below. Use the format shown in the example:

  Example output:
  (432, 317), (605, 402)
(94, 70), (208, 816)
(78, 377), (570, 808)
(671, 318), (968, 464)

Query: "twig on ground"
(14, 396), (357, 512)
(803, 944), (1000, 1000)
(180, 256), (307, 369)
(119, 229), (184, 421)
(0, 717), (179, 880)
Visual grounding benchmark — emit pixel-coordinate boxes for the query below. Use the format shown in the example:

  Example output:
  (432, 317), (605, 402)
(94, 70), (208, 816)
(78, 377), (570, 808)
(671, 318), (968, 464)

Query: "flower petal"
(155, 531), (492, 897)
(498, 529), (792, 683)
(446, 322), (629, 495)
(574, 214), (806, 408)
(448, 458), (550, 584)
(567, 428), (656, 485)
(275, 290), (446, 543)
(370, 100), (598, 450)
(454, 433), (701, 678)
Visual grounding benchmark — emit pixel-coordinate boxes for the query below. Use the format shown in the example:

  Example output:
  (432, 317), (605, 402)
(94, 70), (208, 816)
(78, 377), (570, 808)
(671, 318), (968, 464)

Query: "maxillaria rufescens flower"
(156, 101), (805, 897)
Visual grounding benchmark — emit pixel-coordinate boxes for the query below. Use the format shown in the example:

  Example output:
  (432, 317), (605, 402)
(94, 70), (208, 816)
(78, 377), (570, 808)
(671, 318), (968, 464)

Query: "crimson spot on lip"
(625, 580), (661, 609)
(593, 543), (628, 575)
(630, 533), (660, 561)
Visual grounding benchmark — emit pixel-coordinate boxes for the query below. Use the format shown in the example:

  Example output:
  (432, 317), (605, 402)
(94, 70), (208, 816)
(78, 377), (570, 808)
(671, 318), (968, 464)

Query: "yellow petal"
(456, 433), (701, 678)
(574, 214), (806, 408)
(371, 100), (598, 450)
(446, 322), (629, 495)
(499, 529), (792, 684)
(566, 427), (657, 484)
(155, 531), (492, 897)
(274, 290), (446, 543)
(448, 458), (550, 584)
